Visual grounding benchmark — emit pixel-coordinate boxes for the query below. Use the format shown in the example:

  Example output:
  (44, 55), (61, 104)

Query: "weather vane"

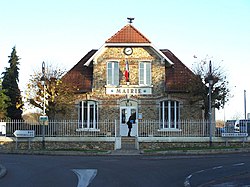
(127, 17), (135, 24)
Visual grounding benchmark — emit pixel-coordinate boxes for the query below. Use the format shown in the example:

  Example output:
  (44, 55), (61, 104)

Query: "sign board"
(39, 115), (48, 121)
(13, 130), (35, 138)
(222, 133), (248, 138)
(0, 122), (6, 135)
(106, 87), (152, 95)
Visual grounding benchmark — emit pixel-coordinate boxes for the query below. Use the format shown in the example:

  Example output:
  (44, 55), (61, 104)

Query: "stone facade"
(66, 46), (203, 122)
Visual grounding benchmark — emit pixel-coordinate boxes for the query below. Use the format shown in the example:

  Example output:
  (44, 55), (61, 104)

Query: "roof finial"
(127, 17), (135, 24)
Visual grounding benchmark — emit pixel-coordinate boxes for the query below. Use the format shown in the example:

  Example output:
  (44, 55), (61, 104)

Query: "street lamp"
(41, 61), (46, 116)
(208, 60), (213, 147)
(40, 61), (46, 149)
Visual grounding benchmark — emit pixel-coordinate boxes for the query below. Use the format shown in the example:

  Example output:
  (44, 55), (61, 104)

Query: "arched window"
(78, 100), (98, 129)
(160, 100), (180, 129)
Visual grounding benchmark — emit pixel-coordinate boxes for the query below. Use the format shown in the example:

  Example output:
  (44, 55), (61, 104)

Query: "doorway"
(120, 106), (137, 136)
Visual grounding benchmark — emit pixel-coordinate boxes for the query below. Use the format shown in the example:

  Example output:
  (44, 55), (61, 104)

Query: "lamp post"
(208, 60), (213, 147)
(41, 61), (46, 149)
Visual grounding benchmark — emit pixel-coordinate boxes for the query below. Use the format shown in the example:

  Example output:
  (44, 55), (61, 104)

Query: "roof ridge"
(106, 24), (151, 43)
(105, 24), (128, 43)
(127, 24), (151, 43)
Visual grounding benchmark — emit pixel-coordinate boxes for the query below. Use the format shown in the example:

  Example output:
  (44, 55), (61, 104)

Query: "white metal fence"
(1, 120), (116, 137)
(138, 120), (214, 137)
(0, 119), (248, 138)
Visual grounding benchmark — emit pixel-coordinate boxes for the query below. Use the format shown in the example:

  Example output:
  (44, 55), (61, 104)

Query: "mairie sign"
(13, 130), (35, 138)
(106, 87), (152, 95)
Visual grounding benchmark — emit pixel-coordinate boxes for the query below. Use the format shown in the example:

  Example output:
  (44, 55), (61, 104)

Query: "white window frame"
(78, 100), (98, 130)
(139, 61), (151, 86)
(107, 61), (119, 86)
(159, 100), (180, 129)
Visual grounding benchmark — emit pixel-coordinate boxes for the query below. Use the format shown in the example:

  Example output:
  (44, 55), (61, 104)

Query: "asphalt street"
(0, 152), (250, 187)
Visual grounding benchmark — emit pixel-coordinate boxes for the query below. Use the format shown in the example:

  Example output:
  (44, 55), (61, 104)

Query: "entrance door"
(120, 107), (137, 136)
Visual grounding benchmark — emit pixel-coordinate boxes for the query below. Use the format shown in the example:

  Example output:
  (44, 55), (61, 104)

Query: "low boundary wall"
(0, 137), (115, 151)
(138, 137), (250, 149)
(0, 136), (249, 151)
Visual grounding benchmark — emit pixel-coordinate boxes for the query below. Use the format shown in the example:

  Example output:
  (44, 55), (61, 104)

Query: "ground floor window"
(78, 100), (98, 129)
(160, 100), (180, 129)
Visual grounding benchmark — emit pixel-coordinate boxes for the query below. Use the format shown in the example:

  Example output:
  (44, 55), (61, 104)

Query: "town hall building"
(62, 21), (203, 137)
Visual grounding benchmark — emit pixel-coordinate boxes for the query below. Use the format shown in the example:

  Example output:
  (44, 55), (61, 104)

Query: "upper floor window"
(160, 100), (180, 129)
(78, 100), (98, 129)
(139, 61), (151, 86)
(107, 61), (119, 86)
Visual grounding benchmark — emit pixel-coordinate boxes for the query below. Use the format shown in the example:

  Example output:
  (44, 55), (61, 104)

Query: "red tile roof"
(62, 50), (97, 93)
(162, 49), (195, 92)
(106, 24), (151, 43)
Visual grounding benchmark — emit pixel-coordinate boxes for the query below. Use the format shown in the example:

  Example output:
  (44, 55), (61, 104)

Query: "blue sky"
(1, 0), (250, 120)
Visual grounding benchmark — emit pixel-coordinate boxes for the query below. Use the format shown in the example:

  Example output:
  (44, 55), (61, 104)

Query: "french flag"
(124, 60), (129, 82)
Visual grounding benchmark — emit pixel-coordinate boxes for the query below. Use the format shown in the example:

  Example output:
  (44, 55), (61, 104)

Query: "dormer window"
(107, 61), (119, 86)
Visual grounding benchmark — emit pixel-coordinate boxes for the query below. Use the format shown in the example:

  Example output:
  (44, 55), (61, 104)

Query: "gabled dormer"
(63, 23), (195, 95)
(84, 24), (173, 67)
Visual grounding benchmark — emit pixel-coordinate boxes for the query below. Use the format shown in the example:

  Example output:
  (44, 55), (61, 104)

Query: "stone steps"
(121, 137), (137, 150)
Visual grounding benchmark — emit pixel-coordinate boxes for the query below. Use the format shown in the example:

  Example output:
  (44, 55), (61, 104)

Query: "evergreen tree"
(2, 46), (23, 119)
(0, 79), (10, 119)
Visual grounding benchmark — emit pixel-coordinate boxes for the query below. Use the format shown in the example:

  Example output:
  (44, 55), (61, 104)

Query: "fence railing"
(0, 119), (247, 138)
(138, 120), (220, 137)
(1, 120), (116, 137)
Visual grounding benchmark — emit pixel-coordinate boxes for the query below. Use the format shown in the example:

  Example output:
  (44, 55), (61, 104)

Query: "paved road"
(0, 153), (250, 187)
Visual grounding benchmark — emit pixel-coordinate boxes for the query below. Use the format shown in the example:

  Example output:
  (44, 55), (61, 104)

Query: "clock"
(124, 47), (133, 55)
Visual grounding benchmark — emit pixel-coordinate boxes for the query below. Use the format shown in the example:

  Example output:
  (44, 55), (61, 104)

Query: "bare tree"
(189, 56), (230, 119)
(24, 63), (75, 119)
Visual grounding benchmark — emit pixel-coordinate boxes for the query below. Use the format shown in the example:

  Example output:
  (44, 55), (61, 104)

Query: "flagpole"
(244, 90), (246, 120)
(125, 57), (130, 85)
(244, 90), (247, 132)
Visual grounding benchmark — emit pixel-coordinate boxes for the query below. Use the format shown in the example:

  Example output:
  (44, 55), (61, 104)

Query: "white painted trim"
(115, 137), (121, 150)
(138, 137), (250, 142)
(76, 128), (100, 132)
(33, 137), (115, 142)
(157, 129), (182, 132)
(84, 43), (174, 66)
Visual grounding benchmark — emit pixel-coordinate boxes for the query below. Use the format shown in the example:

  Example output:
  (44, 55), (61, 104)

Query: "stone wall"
(0, 137), (114, 151)
(139, 142), (250, 150)
(139, 137), (250, 150)
(1, 137), (249, 151)
(57, 46), (203, 122)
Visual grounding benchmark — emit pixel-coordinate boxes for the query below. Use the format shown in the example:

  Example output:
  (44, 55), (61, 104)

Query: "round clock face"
(124, 47), (133, 55)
